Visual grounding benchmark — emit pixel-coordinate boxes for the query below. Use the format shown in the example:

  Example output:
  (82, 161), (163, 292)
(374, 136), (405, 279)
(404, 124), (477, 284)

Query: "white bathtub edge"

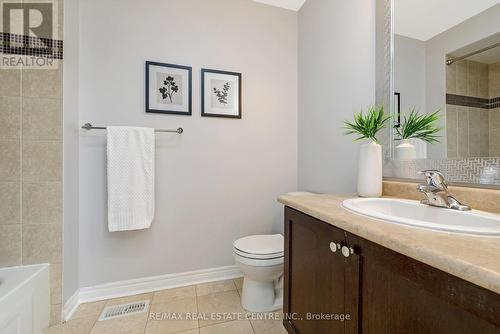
(0, 263), (49, 304)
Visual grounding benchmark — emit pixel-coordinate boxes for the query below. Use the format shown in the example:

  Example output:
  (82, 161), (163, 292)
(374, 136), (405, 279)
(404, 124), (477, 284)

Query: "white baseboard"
(63, 265), (242, 321)
(62, 289), (80, 322)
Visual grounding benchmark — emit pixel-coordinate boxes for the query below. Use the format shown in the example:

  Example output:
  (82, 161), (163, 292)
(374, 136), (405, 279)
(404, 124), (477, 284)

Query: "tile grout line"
(195, 287), (200, 334)
(19, 65), (23, 265)
(86, 306), (102, 334)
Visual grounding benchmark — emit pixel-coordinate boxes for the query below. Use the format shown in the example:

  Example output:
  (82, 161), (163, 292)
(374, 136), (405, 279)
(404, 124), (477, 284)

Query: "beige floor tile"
(197, 291), (246, 327)
(146, 297), (198, 334)
(105, 292), (153, 306)
(91, 313), (147, 334)
(252, 323), (287, 334)
(46, 316), (95, 334)
(152, 286), (196, 304)
(172, 330), (199, 334)
(233, 278), (244, 290)
(71, 301), (106, 320)
(250, 311), (286, 334)
(196, 280), (236, 296)
(199, 320), (253, 334)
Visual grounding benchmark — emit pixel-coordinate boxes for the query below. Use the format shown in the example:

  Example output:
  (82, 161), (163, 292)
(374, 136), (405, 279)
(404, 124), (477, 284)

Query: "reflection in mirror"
(446, 34), (500, 158)
(385, 0), (500, 185)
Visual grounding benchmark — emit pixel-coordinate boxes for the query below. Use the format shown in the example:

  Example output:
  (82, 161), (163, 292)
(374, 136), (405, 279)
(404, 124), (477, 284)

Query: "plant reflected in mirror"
(395, 109), (442, 144)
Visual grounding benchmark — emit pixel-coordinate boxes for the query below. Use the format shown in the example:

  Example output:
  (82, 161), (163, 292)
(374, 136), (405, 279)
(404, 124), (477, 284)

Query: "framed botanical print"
(146, 61), (192, 115)
(201, 69), (242, 118)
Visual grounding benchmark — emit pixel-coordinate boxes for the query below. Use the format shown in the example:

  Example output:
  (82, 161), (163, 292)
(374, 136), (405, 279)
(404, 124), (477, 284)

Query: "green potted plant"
(394, 109), (441, 160)
(344, 105), (390, 197)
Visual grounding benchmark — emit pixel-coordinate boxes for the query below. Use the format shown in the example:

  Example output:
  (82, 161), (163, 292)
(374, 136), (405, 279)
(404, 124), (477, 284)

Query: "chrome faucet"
(417, 170), (471, 211)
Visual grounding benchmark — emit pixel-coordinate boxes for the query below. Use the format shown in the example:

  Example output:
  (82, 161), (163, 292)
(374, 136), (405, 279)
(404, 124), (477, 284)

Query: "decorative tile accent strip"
(387, 157), (500, 185)
(446, 94), (500, 109)
(0, 32), (63, 59)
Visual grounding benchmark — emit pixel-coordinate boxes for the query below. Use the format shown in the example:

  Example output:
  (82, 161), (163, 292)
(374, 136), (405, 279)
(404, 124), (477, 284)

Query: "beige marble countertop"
(278, 194), (500, 295)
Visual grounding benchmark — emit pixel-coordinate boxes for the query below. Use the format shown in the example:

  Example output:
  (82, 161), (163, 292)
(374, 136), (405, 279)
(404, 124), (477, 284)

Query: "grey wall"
(78, 0), (298, 287)
(62, 0), (79, 306)
(425, 4), (500, 158)
(297, 0), (376, 193)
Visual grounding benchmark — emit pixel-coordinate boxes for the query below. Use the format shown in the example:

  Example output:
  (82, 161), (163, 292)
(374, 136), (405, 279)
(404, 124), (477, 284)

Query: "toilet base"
(241, 277), (283, 312)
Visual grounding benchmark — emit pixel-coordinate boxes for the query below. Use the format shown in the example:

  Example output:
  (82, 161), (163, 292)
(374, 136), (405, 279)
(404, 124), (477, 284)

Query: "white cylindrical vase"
(395, 139), (416, 160)
(357, 141), (382, 198)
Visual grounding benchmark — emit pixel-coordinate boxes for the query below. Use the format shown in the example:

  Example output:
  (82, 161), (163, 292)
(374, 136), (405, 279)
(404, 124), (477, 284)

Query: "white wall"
(78, 0), (297, 287)
(425, 4), (500, 158)
(297, 0), (376, 193)
(62, 0), (79, 303)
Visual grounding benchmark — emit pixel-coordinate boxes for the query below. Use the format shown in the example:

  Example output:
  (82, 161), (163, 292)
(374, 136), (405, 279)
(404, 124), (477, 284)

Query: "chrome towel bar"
(81, 123), (183, 134)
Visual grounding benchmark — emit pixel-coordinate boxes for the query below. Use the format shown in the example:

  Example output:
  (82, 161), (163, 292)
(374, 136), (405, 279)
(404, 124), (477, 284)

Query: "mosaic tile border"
(386, 157), (500, 185)
(446, 94), (500, 109)
(0, 32), (63, 59)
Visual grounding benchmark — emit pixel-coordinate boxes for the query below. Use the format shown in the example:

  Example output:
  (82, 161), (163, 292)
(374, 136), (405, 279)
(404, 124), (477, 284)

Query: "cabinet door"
(347, 233), (500, 334)
(284, 207), (350, 334)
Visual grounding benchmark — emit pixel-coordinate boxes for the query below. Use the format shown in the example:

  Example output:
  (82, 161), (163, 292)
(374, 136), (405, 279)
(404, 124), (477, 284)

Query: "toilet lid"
(233, 234), (284, 256)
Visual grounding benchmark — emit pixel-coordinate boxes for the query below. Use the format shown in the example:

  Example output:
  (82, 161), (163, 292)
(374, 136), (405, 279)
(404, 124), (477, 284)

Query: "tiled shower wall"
(446, 59), (500, 157)
(0, 1), (63, 325)
(490, 62), (500, 156)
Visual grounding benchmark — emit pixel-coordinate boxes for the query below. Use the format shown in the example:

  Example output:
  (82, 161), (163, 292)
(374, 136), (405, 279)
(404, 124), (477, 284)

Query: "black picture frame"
(201, 68), (242, 119)
(146, 61), (192, 115)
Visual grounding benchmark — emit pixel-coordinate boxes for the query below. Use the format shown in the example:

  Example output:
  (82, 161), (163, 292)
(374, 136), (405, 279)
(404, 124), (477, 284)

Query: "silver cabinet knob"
(329, 242), (337, 253)
(341, 246), (354, 258)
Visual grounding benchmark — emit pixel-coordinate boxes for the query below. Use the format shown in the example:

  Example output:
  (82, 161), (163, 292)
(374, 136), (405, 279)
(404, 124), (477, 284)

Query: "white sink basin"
(342, 198), (500, 236)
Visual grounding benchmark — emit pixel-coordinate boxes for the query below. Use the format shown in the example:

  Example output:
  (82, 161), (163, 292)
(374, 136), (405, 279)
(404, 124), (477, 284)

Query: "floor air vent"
(98, 300), (150, 321)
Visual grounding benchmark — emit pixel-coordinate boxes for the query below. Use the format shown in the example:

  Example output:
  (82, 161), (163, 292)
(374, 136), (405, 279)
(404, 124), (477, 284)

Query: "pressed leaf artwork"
(213, 82), (230, 104)
(210, 79), (233, 109)
(159, 75), (179, 103)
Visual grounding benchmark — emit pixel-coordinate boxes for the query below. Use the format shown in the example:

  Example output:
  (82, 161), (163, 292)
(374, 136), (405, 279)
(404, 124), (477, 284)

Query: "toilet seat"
(233, 248), (283, 260)
(233, 234), (284, 259)
(233, 251), (283, 267)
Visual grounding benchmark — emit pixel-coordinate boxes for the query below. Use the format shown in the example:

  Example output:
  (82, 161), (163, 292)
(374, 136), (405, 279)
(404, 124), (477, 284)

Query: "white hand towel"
(107, 126), (155, 232)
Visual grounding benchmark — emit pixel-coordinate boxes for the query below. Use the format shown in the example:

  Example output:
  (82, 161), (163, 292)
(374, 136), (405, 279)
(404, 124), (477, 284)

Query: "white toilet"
(233, 234), (284, 312)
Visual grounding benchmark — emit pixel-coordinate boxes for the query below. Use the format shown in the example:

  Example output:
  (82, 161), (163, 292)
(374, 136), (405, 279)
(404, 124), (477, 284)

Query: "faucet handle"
(418, 170), (448, 190)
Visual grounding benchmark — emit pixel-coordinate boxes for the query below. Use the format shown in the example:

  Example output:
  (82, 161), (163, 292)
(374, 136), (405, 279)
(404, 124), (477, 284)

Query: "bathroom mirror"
(380, 0), (500, 186)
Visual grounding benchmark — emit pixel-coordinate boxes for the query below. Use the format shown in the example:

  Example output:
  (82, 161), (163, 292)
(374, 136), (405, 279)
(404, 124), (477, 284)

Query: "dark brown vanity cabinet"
(283, 207), (500, 334)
